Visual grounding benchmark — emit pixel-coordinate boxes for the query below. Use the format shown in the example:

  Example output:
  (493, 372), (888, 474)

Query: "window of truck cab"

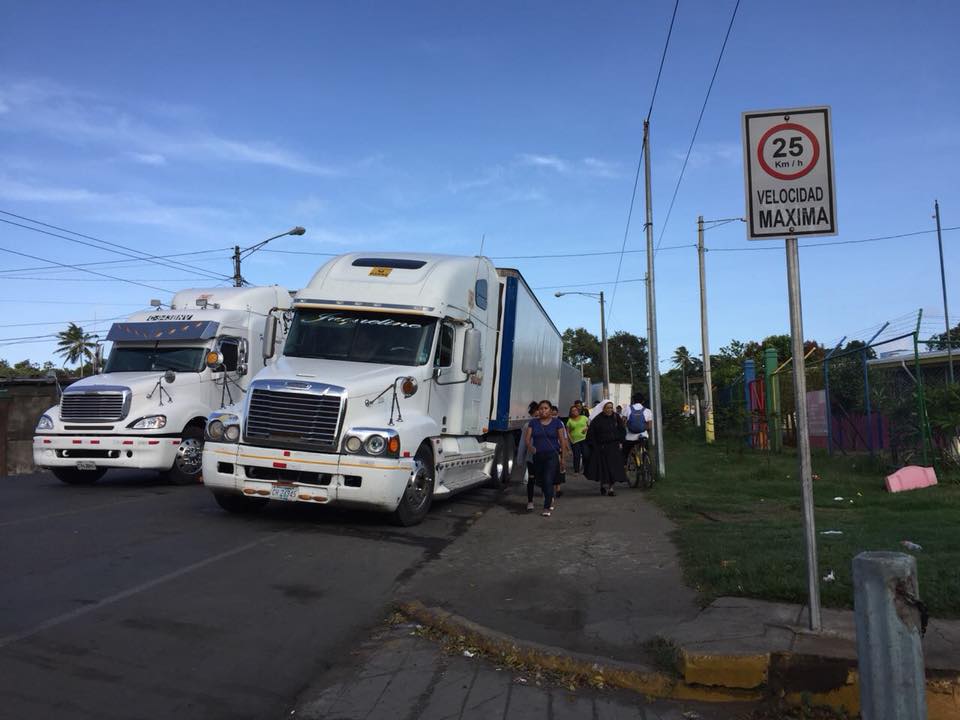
(105, 344), (207, 372)
(283, 309), (437, 366)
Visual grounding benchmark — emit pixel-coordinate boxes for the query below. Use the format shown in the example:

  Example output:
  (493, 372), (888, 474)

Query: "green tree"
(607, 331), (648, 386)
(929, 322), (960, 351)
(55, 323), (96, 377)
(561, 327), (601, 379)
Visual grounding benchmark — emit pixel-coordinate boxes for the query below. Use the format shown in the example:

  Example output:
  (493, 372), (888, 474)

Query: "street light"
(555, 291), (610, 401)
(232, 226), (306, 287)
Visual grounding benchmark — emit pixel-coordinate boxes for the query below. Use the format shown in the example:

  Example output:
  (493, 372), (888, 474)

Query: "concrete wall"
(0, 380), (62, 476)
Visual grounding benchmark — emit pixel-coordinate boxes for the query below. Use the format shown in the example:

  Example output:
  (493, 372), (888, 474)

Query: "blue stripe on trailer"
(490, 275), (518, 431)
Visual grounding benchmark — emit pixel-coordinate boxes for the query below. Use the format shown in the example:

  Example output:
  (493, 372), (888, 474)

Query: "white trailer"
(202, 253), (571, 525)
(34, 286), (290, 485)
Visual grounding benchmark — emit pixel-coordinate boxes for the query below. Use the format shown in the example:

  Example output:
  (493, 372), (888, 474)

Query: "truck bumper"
(33, 434), (181, 471)
(202, 443), (416, 513)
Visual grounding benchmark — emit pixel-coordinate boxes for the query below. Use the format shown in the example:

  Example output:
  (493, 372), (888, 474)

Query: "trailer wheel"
(163, 425), (204, 485)
(212, 492), (268, 514)
(52, 467), (107, 485)
(488, 434), (513, 488)
(391, 443), (434, 527)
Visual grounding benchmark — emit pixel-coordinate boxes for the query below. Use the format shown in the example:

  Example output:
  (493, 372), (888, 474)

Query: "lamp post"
(232, 226), (306, 287)
(556, 291), (609, 400)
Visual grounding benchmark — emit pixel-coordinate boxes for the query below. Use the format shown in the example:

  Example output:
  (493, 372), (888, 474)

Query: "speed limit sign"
(742, 106), (837, 239)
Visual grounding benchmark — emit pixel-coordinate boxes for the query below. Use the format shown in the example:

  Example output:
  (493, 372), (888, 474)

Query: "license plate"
(76, 461), (97, 471)
(270, 485), (298, 502)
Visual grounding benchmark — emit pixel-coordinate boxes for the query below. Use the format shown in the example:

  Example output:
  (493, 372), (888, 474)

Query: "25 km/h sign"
(742, 106), (837, 239)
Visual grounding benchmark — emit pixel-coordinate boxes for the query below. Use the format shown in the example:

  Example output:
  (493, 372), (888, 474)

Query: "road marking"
(0, 496), (156, 529)
(0, 533), (282, 650)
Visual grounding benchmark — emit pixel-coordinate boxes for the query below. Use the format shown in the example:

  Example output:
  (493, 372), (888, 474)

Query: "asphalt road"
(0, 470), (496, 720)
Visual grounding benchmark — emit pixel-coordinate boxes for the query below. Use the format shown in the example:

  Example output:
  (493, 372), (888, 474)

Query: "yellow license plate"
(368, 267), (392, 277)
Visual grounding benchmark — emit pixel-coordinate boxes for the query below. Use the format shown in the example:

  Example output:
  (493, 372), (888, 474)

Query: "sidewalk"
(395, 471), (960, 715)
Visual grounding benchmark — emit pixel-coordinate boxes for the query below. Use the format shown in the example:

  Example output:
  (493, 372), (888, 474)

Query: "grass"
(647, 433), (960, 618)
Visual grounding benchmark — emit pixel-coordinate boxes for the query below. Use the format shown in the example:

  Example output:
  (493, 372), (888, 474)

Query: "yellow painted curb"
(682, 650), (769, 689)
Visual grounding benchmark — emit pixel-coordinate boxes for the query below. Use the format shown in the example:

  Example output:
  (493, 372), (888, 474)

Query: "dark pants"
(571, 441), (585, 473)
(531, 451), (558, 510)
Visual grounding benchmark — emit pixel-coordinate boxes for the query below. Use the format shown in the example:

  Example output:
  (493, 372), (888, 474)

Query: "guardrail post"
(853, 551), (927, 720)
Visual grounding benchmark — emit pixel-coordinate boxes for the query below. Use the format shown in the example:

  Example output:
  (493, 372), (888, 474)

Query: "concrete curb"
(397, 600), (960, 717)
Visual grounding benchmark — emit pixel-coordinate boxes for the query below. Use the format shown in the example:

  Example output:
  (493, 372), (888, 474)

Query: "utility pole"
(232, 227), (306, 287)
(232, 246), (243, 287)
(643, 120), (665, 477)
(698, 216), (715, 442)
(599, 290), (610, 400)
(935, 200), (954, 383)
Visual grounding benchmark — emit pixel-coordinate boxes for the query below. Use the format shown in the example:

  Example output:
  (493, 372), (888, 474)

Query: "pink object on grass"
(885, 465), (938, 493)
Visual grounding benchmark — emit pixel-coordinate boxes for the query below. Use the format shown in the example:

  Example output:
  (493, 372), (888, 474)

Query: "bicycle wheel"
(627, 449), (641, 488)
(640, 452), (654, 489)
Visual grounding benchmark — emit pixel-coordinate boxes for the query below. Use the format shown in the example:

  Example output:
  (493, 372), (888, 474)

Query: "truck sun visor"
(351, 258), (427, 269)
(106, 320), (221, 342)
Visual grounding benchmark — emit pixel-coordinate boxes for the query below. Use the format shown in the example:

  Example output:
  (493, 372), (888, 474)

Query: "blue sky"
(1, 0), (958, 371)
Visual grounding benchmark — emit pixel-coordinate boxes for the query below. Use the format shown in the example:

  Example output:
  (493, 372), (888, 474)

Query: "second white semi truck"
(34, 286), (290, 485)
(202, 252), (580, 524)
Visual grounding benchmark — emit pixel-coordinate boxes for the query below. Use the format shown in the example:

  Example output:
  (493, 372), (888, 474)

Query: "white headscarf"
(589, 401), (614, 423)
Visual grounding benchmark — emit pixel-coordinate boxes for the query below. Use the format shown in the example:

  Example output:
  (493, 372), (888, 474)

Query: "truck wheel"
(213, 492), (268, 514)
(391, 444), (434, 527)
(487, 435), (513, 488)
(52, 467), (107, 485)
(163, 426), (204, 486)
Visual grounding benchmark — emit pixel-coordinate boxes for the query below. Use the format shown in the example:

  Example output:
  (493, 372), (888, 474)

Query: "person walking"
(585, 401), (627, 496)
(524, 400), (568, 516)
(516, 401), (539, 504)
(551, 405), (568, 497)
(565, 404), (588, 474)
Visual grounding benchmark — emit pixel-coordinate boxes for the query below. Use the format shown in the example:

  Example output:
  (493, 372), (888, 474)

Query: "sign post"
(743, 106), (837, 632)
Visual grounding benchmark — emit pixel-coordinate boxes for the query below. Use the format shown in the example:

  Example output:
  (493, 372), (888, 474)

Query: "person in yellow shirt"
(565, 404), (589, 474)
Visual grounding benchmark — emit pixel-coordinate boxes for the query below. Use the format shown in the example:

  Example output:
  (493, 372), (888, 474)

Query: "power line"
(655, 0), (741, 254)
(0, 299), (144, 306)
(535, 277), (646, 291)
(0, 314), (129, 329)
(0, 276), (214, 282)
(0, 247), (231, 276)
(0, 212), (231, 283)
(0, 245), (175, 293)
(492, 243), (693, 260)
(607, 0), (681, 321)
(706, 226), (960, 252)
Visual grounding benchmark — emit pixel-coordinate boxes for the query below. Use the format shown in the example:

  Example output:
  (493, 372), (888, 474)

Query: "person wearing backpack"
(621, 393), (654, 466)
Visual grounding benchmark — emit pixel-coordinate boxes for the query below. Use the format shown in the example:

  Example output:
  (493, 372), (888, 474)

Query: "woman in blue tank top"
(523, 399), (569, 517)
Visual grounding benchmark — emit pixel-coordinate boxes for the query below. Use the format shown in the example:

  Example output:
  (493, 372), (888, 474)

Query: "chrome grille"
(245, 386), (344, 449)
(61, 391), (128, 422)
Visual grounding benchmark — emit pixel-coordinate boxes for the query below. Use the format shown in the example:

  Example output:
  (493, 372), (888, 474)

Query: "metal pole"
(698, 215), (715, 443)
(599, 291), (610, 401)
(935, 200), (954, 383)
(232, 245), (243, 287)
(643, 120), (665, 477)
(853, 552), (927, 720)
(785, 237), (821, 632)
(862, 322), (889, 457)
(913, 309), (932, 466)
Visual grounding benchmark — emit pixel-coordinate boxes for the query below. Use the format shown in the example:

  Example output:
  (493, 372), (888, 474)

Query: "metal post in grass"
(853, 551), (927, 720)
(862, 322), (889, 457)
(764, 348), (780, 452)
(823, 336), (845, 456)
(912, 309), (933, 466)
(743, 359), (756, 447)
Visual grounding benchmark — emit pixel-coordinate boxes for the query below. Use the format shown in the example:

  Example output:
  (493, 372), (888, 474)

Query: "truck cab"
(33, 286), (290, 485)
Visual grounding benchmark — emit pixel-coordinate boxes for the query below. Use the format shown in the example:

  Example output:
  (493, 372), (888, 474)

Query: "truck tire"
(213, 492), (268, 514)
(52, 467), (107, 485)
(391, 443), (434, 527)
(163, 425), (205, 486)
(487, 434), (513, 488)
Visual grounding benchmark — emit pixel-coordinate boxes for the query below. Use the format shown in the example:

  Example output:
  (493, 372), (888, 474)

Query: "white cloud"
(447, 166), (504, 194)
(582, 157), (623, 178)
(0, 176), (230, 234)
(128, 152), (167, 166)
(0, 78), (339, 176)
(518, 153), (569, 173)
(674, 142), (740, 169)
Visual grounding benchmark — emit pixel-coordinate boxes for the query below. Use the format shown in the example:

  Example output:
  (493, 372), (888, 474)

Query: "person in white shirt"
(620, 393), (654, 464)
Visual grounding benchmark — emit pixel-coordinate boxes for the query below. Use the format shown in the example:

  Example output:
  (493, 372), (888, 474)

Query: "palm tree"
(56, 323), (96, 377)
(672, 345), (692, 411)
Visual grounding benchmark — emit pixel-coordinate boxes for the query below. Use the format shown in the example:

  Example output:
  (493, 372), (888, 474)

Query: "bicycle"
(625, 438), (654, 489)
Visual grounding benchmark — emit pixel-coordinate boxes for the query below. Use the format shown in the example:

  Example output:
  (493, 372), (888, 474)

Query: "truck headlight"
(365, 435), (387, 455)
(36, 414), (54, 431)
(344, 436), (363, 453)
(128, 415), (167, 430)
(206, 413), (240, 443)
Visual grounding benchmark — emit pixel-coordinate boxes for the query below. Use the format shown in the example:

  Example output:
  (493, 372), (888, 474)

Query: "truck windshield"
(284, 309), (437, 366)
(105, 345), (206, 373)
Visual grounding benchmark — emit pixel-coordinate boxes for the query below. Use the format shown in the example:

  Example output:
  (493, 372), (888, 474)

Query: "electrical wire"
(0, 247), (231, 276)
(655, 0), (741, 254)
(706, 226), (960, 252)
(607, 0), (681, 321)
(0, 213), (231, 283)
(0, 245), (175, 293)
(535, 277), (646, 291)
(0, 315), (129, 329)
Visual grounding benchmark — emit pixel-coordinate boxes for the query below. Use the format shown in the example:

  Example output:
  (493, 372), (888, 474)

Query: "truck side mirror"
(263, 315), (279, 361)
(238, 338), (249, 376)
(462, 329), (481, 375)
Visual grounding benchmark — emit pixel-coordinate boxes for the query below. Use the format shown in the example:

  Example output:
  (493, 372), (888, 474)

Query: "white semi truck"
(34, 286), (290, 485)
(202, 252), (580, 525)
